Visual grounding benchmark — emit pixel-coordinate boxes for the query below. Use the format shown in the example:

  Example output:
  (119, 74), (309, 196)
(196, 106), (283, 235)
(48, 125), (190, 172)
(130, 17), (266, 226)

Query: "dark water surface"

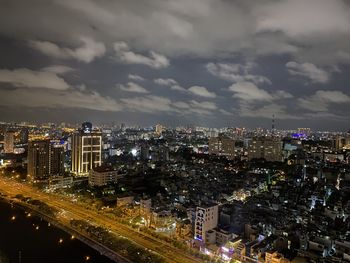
(0, 200), (115, 263)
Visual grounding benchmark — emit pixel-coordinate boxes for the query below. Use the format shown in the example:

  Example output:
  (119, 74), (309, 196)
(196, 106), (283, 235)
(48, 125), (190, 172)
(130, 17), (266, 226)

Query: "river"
(0, 200), (115, 263)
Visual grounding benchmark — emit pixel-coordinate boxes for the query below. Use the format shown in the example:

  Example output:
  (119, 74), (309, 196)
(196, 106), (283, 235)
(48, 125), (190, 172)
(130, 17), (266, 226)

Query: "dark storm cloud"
(0, 0), (350, 130)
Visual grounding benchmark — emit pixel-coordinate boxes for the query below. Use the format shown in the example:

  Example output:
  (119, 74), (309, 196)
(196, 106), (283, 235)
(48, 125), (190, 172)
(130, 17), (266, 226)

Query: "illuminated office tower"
(27, 140), (64, 179)
(71, 122), (102, 176)
(4, 130), (15, 153)
(209, 136), (235, 160)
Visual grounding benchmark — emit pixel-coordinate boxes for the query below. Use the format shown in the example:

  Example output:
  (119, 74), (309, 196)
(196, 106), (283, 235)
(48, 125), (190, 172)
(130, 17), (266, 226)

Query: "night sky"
(0, 0), (349, 130)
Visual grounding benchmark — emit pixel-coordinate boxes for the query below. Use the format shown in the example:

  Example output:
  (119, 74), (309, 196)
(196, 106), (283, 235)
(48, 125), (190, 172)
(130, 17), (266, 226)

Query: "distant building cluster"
(1, 121), (350, 262)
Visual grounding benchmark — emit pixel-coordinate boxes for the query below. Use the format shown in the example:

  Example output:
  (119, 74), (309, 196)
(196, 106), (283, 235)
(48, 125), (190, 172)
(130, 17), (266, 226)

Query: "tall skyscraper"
(49, 142), (65, 176)
(27, 140), (64, 179)
(71, 122), (102, 176)
(4, 130), (15, 153)
(209, 136), (235, 159)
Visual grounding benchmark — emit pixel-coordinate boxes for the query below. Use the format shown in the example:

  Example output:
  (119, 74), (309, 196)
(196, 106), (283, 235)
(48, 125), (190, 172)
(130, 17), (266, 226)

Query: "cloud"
(228, 82), (294, 102)
(228, 82), (270, 101)
(228, 82), (295, 119)
(219, 109), (232, 116)
(172, 100), (218, 116)
(170, 85), (187, 92)
(154, 78), (178, 86)
(0, 68), (70, 90)
(188, 86), (216, 98)
(128, 74), (145, 81)
(228, 82), (293, 102)
(274, 90), (294, 99)
(0, 88), (122, 112)
(154, 78), (188, 92)
(1, 0), (350, 128)
(238, 102), (301, 120)
(286, 61), (330, 83)
(2, 0), (350, 65)
(189, 100), (217, 110)
(42, 65), (74, 74)
(29, 37), (106, 63)
(206, 62), (271, 85)
(298, 90), (350, 112)
(188, 100), (217, 115)
(120, 95), (218, 116)
(116, 82), (149, 94)
(172, 101), (190, 109)
(121, 95), (172, 113)
(114, 41), (169, 68)
(256, 0), (350, 38)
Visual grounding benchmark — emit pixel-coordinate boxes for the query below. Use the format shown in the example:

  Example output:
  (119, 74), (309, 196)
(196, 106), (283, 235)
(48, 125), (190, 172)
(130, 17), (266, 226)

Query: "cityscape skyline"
(1, 119), (350, 263)
(0, 1), (350, 130)
(1, 120), (349, 134)
(1, 1), (350, 262)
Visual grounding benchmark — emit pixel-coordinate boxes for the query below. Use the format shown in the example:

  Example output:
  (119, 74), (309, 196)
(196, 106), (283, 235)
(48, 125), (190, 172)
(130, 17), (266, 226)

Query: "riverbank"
(0, 198), (117, 263)
(0, 191), (132, 263)
(0, 178), (202, 263)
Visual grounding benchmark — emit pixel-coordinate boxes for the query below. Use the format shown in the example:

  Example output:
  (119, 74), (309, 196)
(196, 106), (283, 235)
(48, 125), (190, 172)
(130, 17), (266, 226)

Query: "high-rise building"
(4, 130), (15, 153)
(28, 140), (49, 179)
(140, 144), (150, 160)
(334, 135), (350, 150)
(19, 128), (29, 144)
(49, 142), (65, 176)
(248, 137), (283, 162)
(209, 136), (235, 159)
(82, 122), (93, 133)
(71, 122), (102, 176)
(194, 203), (218, 243)
(27, 140), (64, 179)
(150, 145), (169, 161)
(155, 124), (164, 136)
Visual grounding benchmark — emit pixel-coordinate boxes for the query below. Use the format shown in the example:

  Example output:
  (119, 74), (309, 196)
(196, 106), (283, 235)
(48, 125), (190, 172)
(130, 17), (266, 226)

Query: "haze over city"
(0, 0), (349, 129)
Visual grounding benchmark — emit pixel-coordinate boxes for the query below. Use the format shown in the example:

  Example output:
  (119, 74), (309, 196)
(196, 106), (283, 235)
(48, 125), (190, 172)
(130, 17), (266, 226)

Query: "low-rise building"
(265, 251), (290, 263)
(88, 166), (119, 186)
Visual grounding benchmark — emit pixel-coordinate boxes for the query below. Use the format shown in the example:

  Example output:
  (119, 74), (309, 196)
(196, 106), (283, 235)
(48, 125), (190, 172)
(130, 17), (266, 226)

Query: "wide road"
(0, 178), (202, 263)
